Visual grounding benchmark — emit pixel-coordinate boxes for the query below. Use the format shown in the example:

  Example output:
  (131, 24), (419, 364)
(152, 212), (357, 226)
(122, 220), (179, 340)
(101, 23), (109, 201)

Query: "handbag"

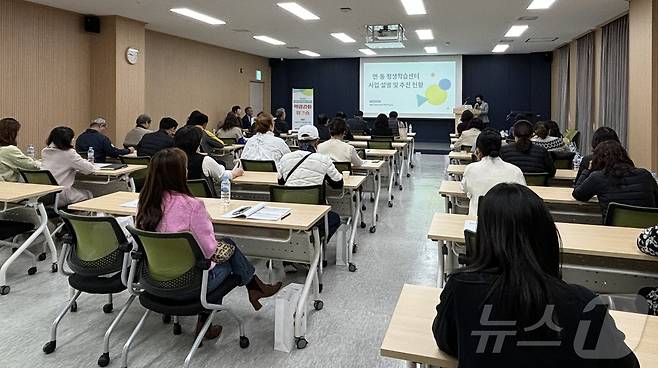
(637, 225), (658, 257)
(210, 238), (236, 264)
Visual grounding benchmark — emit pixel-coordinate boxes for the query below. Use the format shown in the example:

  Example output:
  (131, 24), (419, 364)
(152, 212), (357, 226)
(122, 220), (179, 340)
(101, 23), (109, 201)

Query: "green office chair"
(240, 159), (277, 172)
(371, 136), (394, 141)
(523, 173), (550, 186)
(551, 151), (575, 170)
(289, 146), (300, 152)
(333, 162), (352, 174)
(462, 145), (473, 153)
(270, 185), (325, 205)
(220, 137), (237, 146)
(367, 140), (393, 149)
(120, 156), (150, 192)
(121, 227), (247, 368)
(42, 212), (135, 367)
(187, 179), (215, 198)
(604, 202), (658, 228)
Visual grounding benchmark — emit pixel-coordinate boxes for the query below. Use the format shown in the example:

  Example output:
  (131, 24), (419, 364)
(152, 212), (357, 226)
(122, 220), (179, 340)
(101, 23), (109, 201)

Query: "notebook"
(464, 220), (477, 233)
(223, 203), (291, 221)
(94, 163), (128, 171)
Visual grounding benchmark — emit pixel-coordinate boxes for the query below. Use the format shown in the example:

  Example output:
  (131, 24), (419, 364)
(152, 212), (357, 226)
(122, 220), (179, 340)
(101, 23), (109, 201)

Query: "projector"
(365, 24), (406, 49)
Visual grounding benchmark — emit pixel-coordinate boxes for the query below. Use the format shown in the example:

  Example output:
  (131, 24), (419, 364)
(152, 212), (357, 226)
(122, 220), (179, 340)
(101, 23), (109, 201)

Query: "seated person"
(461, 128), (526, 215)
(273, 108), (289, 137)
(241, 113), (291, 167)
(0, 117), (40, 182)
(576, 127), (620, 183)
(346, 110), (370, 135)
(135, 148), (281, 339)
(277, 125), (343, 259)
(217, 112), (246, 144)
(123, 114), (153, 148)
(500, 120), (556, 177)
(371, 113), (394, 137)
(75, 117), (133, 163)
(546, 120), (563, 139)
(531, 121), (567, 151)
(174, 125), (243, 185)
(453, 118), (484, 152)
(314, 113), (331, 141)
(241, 106), (254, 130)
(572, 140), (658, 219)
(456, 110), (474, 135)
(317, 118), (365, 167)
(433, 183), (639, 368)
(186, 110), (224, 153)
(388, 111), (407, 135)
(136, 117), (178, 157)
(41, 127), (95, 206)
(335, 112), (354, 141)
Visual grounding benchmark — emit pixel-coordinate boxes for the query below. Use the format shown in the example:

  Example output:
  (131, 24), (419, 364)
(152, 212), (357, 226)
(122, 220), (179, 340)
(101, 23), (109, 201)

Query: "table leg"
(370, 170), (381, 233)
(128, 177), (136, 193)
(397, 149), (406, 189)
(445, 241), (455, 280)
(437, 241), (445, 288)
(387, 158), (394, 207)
(347, 190), (360, 271)
(294, 228), (322, 340)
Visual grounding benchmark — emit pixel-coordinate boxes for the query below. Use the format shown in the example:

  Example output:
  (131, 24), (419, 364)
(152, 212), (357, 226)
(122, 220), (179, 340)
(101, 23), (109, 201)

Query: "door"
(249, 82), (264, 114)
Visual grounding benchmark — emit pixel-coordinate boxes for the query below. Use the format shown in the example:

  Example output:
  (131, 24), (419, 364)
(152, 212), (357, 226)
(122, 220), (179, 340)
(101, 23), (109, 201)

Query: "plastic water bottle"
(573, 153), (583, 171)
(220, 173), (231, 206)
(26, 144), (35, 159)
(87, 147), (95, 163)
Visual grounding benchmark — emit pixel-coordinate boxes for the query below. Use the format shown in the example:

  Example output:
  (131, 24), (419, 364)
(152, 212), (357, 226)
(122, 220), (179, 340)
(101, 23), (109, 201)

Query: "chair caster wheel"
(391, 194), (395, 200)
(352, 244), (358, 253)
(361, 205), (366, 211)
(239, 336), (250, 349)
(0, 285), (9, 295)
(360, 221), (366, 228)
(322, 260), (328, 268)
(51, 263), (58, 273)
(102, 303), (113, 313)
(28, 266), (37, 275)
(348, 263), (357, 272)
(173, 323), (182, 335)
(388, 201), (393, 208)
(42, 340), (56, 354)
(70, 301), (78, 312)
(370, 197), (375, 203)
(376, 214), (379, 221)
(410, 164), (415, 168)
(162, 314), (172, 324)
(296, 337), (308, 349)
(399, 185), (403, 190)
(314, 300), (324, 310)
(369, 226), (376, 233)
(38, 252), (47, 261)
(98, 352), (110, 367)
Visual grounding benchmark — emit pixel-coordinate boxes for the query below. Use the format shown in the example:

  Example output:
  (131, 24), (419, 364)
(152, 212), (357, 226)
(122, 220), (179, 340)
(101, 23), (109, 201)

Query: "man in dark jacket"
(76, 117), (133, 163)
(186, 110), (224, 153)
(274, 108), (289, 137)
(136, 117), (178, 157)
(241, 106), (254, 129)
(346, 110), (370, 135)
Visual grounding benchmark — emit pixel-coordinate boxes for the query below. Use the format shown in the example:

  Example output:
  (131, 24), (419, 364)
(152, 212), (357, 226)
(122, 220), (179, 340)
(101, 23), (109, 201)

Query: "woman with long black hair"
(433, 183), (639, 367)
(500, 120), (556, 177)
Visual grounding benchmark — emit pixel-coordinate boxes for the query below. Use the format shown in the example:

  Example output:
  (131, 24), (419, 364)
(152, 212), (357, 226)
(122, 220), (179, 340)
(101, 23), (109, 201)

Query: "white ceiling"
(28, 0), (628, 58)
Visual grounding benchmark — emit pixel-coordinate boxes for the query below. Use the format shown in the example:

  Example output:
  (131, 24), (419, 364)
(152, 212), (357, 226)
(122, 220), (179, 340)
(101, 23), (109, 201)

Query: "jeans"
(314, 211), (341, 241)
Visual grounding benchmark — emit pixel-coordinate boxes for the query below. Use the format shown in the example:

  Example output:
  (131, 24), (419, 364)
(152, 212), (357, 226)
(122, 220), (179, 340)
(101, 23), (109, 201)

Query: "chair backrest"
(220, 137), (237, 146)
(60, 211), (129, 277)
(19, 170), (60, 206)
(127, 226), (205, 298)
(551, 151), (575, 169)
(462, 145), (473, 153)
(371, 136), (394, 141)
(270, 185), (325, 205)
(523, 172), (549, 186)
(333, 162), (352, 174)
(240, 159), (277, 172)
(120, 156), (150, 191)
(187, 179), (215, 198)
(458, 229), (477, 266)
(351, 130), (365, 136)
(564, 129), (580, 147)
(367, 140), (393, 149)
(289, 146), (299, 152)
(604, 202), (658, 228)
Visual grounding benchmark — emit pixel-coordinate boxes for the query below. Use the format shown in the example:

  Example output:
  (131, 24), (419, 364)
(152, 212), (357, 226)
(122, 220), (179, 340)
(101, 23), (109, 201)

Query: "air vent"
(231, 29), (251, 33)
(286, 46), (300, 50)
(518, 16), (539, 21)
(526, 37), (559, 43)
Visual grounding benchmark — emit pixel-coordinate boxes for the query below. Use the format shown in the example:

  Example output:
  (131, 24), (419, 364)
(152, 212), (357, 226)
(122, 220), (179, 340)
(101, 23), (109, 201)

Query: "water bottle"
(26, 144), (35, 159)
(220, 173), (231, 206)
(573, 153), (583, 171)
(87, 147), (95, 163)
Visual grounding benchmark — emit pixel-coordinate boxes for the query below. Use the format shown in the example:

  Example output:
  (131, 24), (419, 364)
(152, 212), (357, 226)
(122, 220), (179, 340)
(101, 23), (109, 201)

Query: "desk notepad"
(120, 200), (139, 208)
(223, 203), (291, 221)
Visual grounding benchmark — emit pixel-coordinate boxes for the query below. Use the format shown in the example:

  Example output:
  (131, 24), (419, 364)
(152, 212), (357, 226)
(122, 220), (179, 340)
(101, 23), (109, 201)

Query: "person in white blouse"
(317, 118), (364, 167)
(461, 128), (526, 215)
(453, 118), (484, 152)
(240, 113), (291, 167)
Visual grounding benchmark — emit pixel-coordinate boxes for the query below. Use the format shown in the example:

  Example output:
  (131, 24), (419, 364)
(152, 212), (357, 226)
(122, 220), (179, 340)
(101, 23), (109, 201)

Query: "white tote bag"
(274, 283), (305, 352)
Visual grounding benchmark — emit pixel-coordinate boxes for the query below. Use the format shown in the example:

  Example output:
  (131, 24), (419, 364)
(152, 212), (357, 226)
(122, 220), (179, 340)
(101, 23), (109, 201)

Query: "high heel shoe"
(247, 275), (282, 311)
(195, 315), (222, 340)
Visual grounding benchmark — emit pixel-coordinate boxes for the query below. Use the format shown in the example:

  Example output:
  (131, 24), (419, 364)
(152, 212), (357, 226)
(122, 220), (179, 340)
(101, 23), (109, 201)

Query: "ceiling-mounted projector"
(365, 24), (406, 49)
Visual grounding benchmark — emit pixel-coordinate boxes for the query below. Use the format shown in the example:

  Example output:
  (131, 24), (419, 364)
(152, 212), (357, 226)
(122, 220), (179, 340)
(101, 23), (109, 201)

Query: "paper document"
(120, 200), (139, 208)
(93, 163), (112, 168)
(223, 202), (291, 221)
(464, 220), (477, 233)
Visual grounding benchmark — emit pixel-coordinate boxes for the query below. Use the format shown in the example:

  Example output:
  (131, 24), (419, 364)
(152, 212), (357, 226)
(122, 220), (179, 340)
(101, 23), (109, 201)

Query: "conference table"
(380, 284), (658, 368)
(351, 134), (416, 169)
(364, 149), (398, 208)
(75, 164), (148, 192)
(446, 164), (577, 184)
(349, 141), (409, 187)
(69, 191), (329, 346)
(0, 182), (63, 295)
(447, 151), (473, 163)
(427, 212), (657, 288)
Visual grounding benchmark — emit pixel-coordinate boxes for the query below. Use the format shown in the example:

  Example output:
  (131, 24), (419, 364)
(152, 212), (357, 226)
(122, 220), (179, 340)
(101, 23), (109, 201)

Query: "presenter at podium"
(474, 94), (489, 125)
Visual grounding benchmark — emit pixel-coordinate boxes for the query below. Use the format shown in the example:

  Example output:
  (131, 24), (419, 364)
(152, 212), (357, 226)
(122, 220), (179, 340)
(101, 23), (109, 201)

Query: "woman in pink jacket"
(136, 148), (281, 340)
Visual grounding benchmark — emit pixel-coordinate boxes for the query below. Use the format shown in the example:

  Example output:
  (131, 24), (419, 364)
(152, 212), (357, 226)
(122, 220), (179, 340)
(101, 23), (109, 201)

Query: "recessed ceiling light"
(505, 25), (529, 38)
(401, 0), (426, 15)
(331, 33), (356, 43)
(527, 0), (556, 10)
(359, 48), (377, 56)
(518, 16), (539, 21)
(298, 50), (320, 57)
(170, 8), (225, 25)
(415, 29), (434, 40)
(424, 46), (438, 54)
(253, 35), (286, 45)
(277, 2), (320, 20)
(492, 44), (510, 53)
